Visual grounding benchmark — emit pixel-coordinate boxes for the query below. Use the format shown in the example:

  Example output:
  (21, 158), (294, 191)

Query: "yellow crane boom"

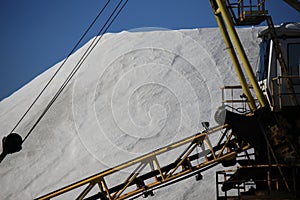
(35, 124), (252, 200)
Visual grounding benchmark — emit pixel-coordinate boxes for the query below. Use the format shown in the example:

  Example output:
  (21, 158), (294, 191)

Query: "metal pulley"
(0, 133), (22, 163)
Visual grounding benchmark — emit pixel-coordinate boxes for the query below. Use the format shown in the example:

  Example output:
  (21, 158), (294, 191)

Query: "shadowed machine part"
(215, 106), (267, 159)
(215, 105), (300, 163)
(214, 106), (300, 198)
(217, 165), (300, 199)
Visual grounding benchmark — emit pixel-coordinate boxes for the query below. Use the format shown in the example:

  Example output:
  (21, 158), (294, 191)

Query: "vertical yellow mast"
(209, 0), (268, 111)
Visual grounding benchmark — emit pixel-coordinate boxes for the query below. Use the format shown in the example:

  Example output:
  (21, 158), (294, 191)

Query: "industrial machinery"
(17, 0), (300, 199)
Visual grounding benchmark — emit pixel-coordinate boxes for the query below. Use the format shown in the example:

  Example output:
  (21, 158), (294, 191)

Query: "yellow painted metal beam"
(36, 124), (251, 200)
(211, 1), (257, 111)
(213, 0), (268, 110)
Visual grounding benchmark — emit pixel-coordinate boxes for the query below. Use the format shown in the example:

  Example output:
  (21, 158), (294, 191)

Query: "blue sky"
(0, 0), (299, 101)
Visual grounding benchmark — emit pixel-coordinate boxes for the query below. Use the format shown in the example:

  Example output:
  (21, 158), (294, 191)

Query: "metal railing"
(216, 164), (300, 200)
(221, 85), (257, 113)
(271, 76), (300, 110)
(226, 0), (268, 25)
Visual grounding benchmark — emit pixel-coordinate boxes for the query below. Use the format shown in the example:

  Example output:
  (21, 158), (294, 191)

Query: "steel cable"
(22, 0), (129, 143)
(9, 0), (112, 135)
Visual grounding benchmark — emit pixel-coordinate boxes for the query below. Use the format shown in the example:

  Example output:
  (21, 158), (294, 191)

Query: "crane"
(32, 0), (299, 199)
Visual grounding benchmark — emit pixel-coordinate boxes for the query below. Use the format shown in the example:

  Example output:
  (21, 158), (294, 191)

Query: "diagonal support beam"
(283, 0), (300, 12)
(36, 124), (254, 200)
